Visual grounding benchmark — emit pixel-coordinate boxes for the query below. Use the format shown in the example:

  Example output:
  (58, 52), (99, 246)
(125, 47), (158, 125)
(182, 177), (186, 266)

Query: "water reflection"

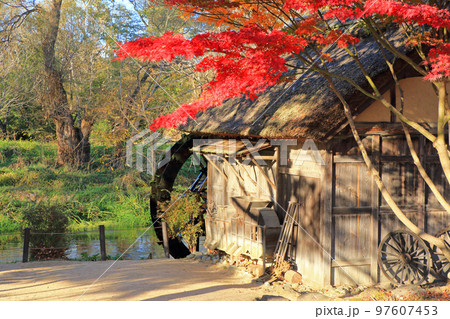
(0, 228), (165, 263)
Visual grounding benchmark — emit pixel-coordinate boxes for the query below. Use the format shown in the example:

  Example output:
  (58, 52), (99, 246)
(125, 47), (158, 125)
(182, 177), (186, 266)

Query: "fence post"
(99, 225), (106, 261)
(22, 228), (31, 263)
(161, 221), (170, 258)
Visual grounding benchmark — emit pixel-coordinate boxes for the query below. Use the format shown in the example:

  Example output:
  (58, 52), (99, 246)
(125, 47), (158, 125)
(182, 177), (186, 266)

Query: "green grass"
(0, 140), (173, 234)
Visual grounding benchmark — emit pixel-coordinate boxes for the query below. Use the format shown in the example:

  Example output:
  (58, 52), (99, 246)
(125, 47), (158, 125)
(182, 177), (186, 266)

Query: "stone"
(257, 295), (290, 301)
(336, 286), (351, 296)
(248, 264), (265, 277)
(282, 285), (298, 295)
(201, 255), (212, 262)
(186, 254), (195, 260)
(296, 292), (333, 301)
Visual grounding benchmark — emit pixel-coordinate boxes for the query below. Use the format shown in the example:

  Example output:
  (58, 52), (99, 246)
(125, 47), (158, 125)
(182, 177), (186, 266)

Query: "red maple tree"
(117, 1), (450, 258)
(116, 0), (449, 130)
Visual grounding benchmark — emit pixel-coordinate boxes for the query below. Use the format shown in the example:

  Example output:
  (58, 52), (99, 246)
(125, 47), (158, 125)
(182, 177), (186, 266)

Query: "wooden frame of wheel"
(378, 230), (431, 285)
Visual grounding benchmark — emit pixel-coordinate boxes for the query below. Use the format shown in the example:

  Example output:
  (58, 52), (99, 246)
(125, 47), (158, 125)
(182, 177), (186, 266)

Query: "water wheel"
(378, 230), (431, 285)
(431, 227), (450, 281)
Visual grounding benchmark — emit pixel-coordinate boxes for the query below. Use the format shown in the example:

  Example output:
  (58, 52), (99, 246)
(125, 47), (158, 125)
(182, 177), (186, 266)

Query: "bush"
(162, 193), (204, 253)
(22, 202), (70, 260)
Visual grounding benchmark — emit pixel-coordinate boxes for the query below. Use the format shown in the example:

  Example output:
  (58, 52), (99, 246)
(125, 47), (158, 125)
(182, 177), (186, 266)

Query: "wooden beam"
(332, 207), (372, 215)
(274, 146), (280, 211)
(218, 155), (249, 196)
(278, 166), (322, 179)
(220, 156), (244, 183)
(203, 154), (228, 182)
(321, 151), (334, 286)
(370, 135), (381, 284)
(251, 157), (276, 189)
(332, 259), (371, 268)
(235, 159), (258, 186)
(334, 155), (365, 163)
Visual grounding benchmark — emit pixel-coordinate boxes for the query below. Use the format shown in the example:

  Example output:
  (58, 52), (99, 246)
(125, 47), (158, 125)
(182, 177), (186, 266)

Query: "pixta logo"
(126, 129), (171, 176)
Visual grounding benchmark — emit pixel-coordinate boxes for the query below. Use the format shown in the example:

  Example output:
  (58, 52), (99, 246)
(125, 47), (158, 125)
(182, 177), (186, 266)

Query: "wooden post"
(262, 225), (266, 271)
(320, 151), (334, 285)
(99, 225), (106, 261)
(22, 227), (31, 263)
(370, 135), (381, 284)
(162, 221), (170, 258)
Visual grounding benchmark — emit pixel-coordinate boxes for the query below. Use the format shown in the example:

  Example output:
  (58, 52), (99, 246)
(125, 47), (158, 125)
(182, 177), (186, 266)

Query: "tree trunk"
(0, 119), (6, 138)
(434, 81), (450, 186)
(326, 76), (450, 261)
(42, 0), (91, 165)
(112, 69), (150, 168)
(54, 116), (92, 165)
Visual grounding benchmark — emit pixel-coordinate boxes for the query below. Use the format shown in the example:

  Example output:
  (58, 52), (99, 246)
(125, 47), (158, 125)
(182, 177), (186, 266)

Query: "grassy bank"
(0, 140), (199, 234)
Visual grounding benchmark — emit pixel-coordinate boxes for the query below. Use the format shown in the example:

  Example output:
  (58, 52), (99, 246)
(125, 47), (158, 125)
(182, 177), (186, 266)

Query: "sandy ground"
(0, 259), (268, 301)
(1, 259), (449, 301)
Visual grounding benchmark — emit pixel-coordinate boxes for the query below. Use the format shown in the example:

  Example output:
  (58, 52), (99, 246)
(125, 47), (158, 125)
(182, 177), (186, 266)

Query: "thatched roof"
(180, 30), (412, 140)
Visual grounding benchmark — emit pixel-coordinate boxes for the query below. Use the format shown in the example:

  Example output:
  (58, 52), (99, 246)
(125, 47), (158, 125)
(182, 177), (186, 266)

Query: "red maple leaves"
(117, 0), (450, 130)
(116, 24), (306, 130)
(364, 0), (450, 29)
(424, 44), (450, 81)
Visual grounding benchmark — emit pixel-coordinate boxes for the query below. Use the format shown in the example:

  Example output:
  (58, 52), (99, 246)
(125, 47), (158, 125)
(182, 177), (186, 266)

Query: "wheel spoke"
(382, 251), (401, 258)
(414, 237), (419, 252)
(385, 242), (401, 253)
(411, 259), (428, 269)
(378, 231), (431, 285)
(406, 234), (411, 253)
(443, 263), (450, 272)
(400, 265), (406, 283)
(415, 264), (426, 278)
(404, 266), (411, 283)
(385, 262), (401, 273)
(410, 265), (420, 283)
(383, 258), (401, 264)
(393, 264), (404, 281)
(391, 234), (404, 252)
(410, 247), (425, 258)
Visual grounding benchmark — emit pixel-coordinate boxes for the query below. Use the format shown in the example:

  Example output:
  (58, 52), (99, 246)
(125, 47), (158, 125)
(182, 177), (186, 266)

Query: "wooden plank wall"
(206, 152), (277, 251)
(330, 135), (450, 286)
(205, 136), (450, 287)
(332, 154), (374, 285)
(276, 145), (327, 286)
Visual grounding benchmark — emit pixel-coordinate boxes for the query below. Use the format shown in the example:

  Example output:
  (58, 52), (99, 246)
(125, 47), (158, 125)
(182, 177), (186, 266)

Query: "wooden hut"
(179, 35), (450, 286)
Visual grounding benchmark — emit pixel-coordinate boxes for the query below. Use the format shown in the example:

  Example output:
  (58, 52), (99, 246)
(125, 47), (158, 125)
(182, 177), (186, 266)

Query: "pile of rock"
(185, 251), (221, 264)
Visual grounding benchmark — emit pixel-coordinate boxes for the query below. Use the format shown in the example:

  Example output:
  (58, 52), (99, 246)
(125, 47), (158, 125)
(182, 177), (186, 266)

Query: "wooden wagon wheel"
(378, 230), (431, 285)
(431, 227), (450, 281)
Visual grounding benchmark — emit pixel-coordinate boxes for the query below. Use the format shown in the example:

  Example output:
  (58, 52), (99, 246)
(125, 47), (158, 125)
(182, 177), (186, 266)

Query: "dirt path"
(0, 259), (268, 301)
(2, 259), (449, 301)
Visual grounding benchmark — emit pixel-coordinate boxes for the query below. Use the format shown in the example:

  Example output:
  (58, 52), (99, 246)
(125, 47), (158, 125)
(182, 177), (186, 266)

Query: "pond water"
(0, 227), (165, 263)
